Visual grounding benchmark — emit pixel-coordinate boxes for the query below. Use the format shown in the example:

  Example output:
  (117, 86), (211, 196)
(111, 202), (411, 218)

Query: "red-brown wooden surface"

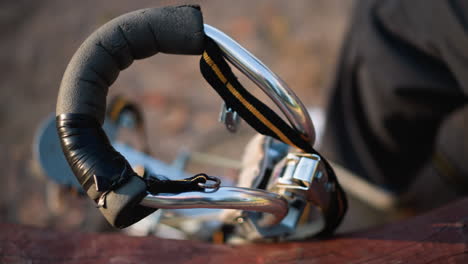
(1, 198), (467, 264)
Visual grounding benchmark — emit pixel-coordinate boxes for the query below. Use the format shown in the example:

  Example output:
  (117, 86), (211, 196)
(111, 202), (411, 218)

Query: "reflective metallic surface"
(204, 24), (316, 145)
(236, 150), (329, 240)
(276, 153), (320, 190)
(197, 175), (221, 190)
(270, 152), (332, 212)
(219, 102), (241, 133)
(142, 187), (289, 227)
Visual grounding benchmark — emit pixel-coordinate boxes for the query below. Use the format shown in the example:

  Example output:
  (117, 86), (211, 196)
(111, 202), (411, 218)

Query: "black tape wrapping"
(56, 113), (155, 228)
(55, 5), (206, 228)
(56, 114), (133, 197)
(56, 5), (205, 123)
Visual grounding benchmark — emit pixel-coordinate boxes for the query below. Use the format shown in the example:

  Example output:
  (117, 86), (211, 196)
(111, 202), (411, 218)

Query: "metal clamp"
(270, 153), (332, 208)
(235, 152), (332, 240)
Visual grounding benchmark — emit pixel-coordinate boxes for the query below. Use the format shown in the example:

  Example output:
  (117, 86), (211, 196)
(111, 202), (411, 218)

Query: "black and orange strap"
(200, 39), (312, 153)
(200, 38), (347, 236)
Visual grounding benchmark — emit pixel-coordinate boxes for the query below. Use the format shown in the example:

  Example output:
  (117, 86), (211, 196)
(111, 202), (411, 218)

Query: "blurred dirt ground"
(0, 0), (354, 231)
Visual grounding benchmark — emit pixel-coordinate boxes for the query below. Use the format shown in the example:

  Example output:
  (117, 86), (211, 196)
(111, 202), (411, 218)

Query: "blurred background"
(0, 0), (355, 232)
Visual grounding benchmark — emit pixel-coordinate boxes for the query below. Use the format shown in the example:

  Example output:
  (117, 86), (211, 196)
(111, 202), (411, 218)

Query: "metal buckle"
(227, 151), (330, 241)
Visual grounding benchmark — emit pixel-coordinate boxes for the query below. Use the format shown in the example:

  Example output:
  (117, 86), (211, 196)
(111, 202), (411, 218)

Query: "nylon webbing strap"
(199, 38), (347, 236)
(200, 39), (314, 153)
(146, 173), (209, 194)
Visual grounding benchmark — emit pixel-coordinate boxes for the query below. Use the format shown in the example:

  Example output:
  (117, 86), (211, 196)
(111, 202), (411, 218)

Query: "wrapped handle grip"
(57, 5), (204, 121)
(56, 5), (205, 228)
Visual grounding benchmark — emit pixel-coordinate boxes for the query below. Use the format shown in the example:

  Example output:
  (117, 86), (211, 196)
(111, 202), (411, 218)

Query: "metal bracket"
(219, 103), (241, 133)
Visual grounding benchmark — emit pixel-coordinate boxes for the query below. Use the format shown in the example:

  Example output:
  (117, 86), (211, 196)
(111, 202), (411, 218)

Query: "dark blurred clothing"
(322, 0), (468, 211)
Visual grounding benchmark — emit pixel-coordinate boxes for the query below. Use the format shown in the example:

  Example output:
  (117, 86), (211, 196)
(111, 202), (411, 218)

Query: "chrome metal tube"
(141, 187), (289, 227)
(204, 24), (316, 145)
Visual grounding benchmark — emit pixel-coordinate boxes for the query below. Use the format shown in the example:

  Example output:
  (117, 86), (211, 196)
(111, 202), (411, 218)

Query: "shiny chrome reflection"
(204, 24), (316, 145)
(141, 187), (289, 227)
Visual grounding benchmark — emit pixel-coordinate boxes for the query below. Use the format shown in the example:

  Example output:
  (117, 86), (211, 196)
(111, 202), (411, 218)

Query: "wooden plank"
(1, 198), (467, 264)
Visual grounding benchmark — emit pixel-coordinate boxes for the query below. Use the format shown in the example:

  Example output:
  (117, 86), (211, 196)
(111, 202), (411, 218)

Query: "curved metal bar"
(141, 187), (289, 227)
(204, 24), (316, 145)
